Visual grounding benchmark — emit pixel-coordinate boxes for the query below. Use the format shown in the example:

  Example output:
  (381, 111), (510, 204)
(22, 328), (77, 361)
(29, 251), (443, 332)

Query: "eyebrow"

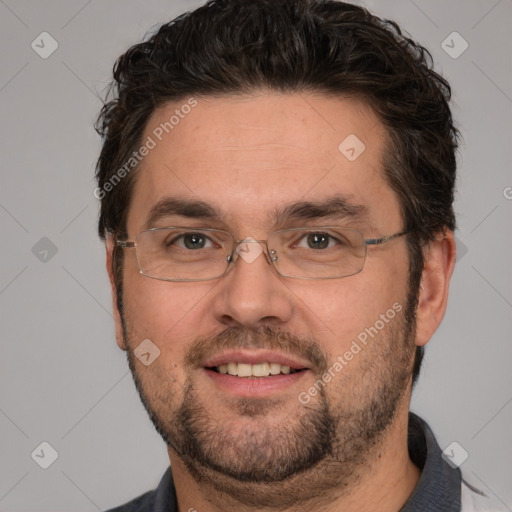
(142, 195), (369, 230)
(143, 198), (224, 230)
(272, 195), (369, 226)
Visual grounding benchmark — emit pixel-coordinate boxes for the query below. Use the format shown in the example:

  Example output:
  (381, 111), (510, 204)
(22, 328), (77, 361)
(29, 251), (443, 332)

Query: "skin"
(106, 92), (456, 512)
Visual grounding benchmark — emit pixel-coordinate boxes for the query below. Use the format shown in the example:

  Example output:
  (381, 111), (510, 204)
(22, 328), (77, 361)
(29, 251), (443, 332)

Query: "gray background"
(1, 0), (511, 510)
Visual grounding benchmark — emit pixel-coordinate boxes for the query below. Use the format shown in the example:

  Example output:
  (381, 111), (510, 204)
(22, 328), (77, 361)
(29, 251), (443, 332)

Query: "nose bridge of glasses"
(228, 237), (276, 266)
(234, 238), (268, 245)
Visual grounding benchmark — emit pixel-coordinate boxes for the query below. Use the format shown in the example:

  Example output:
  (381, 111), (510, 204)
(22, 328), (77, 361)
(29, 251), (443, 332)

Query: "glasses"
(116, 226), (410, 282)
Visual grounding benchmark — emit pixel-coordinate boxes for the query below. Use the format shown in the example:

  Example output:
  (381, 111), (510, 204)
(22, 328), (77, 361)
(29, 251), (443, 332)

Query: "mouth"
(201, 350), (310, 397)
(206, 362), (303, 377)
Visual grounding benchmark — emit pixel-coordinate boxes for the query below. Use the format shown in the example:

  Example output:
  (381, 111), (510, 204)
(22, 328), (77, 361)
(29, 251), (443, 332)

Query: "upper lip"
(203, 350), (311, 370)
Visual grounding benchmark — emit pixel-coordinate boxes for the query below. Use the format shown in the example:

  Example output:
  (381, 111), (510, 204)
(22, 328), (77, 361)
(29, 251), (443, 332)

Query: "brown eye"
(183, 233), (207, 249)
(306, 233), (330, 249)
(165, 232), (214, 250)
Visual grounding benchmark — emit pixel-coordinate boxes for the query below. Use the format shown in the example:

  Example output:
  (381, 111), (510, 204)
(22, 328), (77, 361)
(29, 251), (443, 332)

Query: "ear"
(106, 236), (127, 351)
(415, 230), (457, 348)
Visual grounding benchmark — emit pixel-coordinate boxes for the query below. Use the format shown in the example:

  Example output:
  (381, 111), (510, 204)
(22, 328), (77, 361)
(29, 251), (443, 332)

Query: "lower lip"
(204, 368), (309, 397)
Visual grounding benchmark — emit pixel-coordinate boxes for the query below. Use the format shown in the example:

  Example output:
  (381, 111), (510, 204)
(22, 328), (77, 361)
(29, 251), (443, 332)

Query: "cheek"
(121, 270), (215, 358)
(121, 278), (211, 401)
(290, 256), (409, 354)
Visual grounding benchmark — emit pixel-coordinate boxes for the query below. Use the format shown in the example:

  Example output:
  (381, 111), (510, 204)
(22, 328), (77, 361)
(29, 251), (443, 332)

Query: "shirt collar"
(401, 412), (461, 511)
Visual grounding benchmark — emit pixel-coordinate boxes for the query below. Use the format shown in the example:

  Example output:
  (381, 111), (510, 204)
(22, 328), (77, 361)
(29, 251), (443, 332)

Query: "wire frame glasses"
(116, 226), (409, 281)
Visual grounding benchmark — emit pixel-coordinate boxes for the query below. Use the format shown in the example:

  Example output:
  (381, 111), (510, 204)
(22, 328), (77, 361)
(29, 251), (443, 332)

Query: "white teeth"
(237, 363), (252, 377)
(269, 363), (281, 375)
(215, 362), (297, 377)
(252, 362), (270, 377)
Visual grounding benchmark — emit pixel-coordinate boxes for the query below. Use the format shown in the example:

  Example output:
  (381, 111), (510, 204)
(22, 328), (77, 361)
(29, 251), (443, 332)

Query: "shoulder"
(103, 467), (176, 512)
(104, 490), (156, 512)
(460, 479), (509, 512)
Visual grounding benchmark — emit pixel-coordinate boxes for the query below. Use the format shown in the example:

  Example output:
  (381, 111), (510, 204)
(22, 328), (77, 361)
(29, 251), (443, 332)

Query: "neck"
(168, 407), (421, 512)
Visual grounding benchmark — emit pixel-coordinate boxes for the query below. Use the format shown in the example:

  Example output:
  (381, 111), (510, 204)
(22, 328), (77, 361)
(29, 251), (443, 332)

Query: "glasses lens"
(269, 227), (366, 279)
(135, 228), (233, 281)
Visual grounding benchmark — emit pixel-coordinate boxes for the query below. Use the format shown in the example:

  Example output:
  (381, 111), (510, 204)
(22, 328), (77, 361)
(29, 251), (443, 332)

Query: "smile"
(208, 362), (302, 377)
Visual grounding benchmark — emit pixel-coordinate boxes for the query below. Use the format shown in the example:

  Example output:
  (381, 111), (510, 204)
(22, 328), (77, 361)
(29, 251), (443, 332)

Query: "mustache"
(184, 326), (328, 373)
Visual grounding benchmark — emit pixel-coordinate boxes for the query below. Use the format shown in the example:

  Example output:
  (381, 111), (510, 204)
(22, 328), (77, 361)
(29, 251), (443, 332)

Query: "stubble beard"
(121, 300), (416, 509)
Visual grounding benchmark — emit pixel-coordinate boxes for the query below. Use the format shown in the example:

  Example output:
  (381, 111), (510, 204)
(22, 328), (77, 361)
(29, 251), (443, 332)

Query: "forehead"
(127, 92), (402, 234)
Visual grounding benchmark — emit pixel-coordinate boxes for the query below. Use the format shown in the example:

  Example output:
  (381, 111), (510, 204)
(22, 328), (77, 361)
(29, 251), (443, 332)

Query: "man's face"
(112, 92), (417, 501)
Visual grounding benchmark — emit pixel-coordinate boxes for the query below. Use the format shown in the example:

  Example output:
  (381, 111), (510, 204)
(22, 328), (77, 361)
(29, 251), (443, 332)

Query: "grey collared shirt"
(105, 412), (464, 512)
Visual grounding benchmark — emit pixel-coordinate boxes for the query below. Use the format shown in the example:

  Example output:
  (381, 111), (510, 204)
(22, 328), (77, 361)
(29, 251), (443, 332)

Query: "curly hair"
(95, 0), (459, 386)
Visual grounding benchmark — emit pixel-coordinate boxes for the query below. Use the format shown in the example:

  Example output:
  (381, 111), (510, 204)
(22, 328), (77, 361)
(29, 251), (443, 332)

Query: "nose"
(211, 240), (294, 329)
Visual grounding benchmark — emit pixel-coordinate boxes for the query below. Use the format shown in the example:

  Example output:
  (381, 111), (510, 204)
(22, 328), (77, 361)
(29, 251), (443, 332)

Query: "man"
(95, 1), (504, 510)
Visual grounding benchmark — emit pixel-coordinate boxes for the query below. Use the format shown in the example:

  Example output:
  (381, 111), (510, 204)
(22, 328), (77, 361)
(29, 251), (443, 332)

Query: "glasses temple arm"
(364, 230), (411, 246)
(116, 240), (136, 248)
